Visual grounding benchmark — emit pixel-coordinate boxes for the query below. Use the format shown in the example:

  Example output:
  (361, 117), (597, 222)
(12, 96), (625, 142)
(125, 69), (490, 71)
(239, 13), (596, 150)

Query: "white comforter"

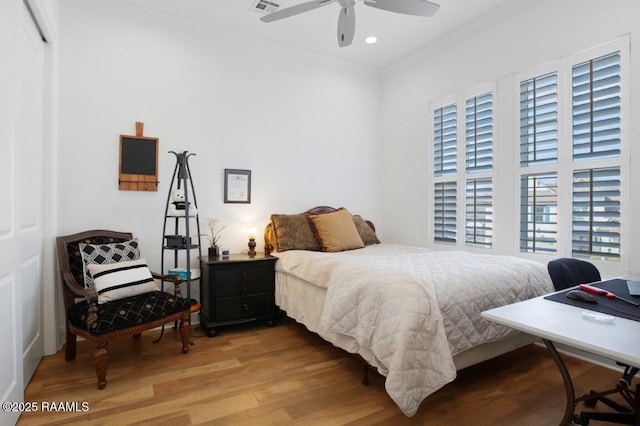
(275, 244), (554, 416)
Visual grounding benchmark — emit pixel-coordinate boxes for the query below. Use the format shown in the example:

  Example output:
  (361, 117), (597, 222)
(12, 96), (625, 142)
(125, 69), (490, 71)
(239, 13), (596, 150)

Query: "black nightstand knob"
(241, 284), (248, 292)
(242, 303), (249, 311)
(241, 271), (248, 279)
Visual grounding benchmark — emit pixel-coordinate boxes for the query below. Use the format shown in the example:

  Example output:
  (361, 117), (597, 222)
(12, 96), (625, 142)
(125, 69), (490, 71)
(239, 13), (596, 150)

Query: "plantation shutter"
(465, 178), (492, 248)
(465, 93), (493, 173)
(519, 173), (558, 253)
(572, 52), (621, 161)
(572, 167), (620, 260)
(434, 104), (457, 176)
(520, 72), (558, 167)
(434, 181), (457, 244)
(571, 50), (621, 260)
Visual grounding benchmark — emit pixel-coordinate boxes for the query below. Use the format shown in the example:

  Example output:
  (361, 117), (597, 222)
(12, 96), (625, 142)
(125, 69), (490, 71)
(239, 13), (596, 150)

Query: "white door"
(18, 2), (45, 386)
(0, 2), (45, 424)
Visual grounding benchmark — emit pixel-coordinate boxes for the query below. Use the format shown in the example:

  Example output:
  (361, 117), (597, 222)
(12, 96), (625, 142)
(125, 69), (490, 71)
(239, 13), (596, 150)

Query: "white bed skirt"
(275, 270), (539, 373)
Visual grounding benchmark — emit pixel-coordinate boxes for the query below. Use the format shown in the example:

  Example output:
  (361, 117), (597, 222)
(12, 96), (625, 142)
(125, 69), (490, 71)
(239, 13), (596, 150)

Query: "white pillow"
(87, 258), (159, 304)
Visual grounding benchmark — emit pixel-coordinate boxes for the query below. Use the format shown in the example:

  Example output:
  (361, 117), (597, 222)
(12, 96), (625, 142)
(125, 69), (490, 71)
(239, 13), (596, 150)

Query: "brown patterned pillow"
(270, 214), (321, 252)
(352, 215), (380, 245)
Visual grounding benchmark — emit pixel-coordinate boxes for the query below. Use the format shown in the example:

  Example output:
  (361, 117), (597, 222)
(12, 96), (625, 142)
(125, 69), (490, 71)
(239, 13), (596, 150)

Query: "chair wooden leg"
(65, 327), (77, 361)
(179, 317), (190, 354)
(92, 343), (109, 390)
(133, 333), (142, 339)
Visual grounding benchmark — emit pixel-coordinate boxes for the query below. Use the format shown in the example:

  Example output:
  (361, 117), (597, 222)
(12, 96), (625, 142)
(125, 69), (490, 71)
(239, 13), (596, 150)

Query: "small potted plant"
(201, 218), (225, 258)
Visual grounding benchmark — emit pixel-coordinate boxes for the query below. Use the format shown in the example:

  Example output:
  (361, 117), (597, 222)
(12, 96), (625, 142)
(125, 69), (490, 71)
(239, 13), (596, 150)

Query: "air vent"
(251, 0), (281, 14)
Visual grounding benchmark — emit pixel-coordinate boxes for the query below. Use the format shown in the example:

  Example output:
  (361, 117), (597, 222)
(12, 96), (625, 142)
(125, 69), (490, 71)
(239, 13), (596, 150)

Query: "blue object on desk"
(627, 280), (640, 296)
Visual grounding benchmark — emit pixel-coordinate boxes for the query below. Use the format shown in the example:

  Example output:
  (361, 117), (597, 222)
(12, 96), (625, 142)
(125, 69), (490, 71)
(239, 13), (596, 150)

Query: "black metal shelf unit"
(161, 151), (202, 313)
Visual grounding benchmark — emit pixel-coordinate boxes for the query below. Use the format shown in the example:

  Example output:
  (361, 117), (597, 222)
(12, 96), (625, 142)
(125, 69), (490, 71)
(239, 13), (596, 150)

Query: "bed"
(264, 206), (554, 416)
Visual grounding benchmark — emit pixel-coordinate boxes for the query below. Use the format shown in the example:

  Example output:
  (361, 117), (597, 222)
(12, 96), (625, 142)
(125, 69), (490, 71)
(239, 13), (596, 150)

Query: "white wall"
(56, 0), (640, 342)
(381, 0), (640, 278)
(58, 0), (383, 282)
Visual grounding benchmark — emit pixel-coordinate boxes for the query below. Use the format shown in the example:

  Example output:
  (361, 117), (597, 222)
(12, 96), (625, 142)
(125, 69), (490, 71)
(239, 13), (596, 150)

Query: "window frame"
(429, 83), (497, 252)
(513, 36), (629, 272)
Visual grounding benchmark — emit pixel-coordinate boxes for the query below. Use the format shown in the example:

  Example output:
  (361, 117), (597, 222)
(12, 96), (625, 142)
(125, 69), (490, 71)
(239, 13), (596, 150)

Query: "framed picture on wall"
(224, 169), (251, 203)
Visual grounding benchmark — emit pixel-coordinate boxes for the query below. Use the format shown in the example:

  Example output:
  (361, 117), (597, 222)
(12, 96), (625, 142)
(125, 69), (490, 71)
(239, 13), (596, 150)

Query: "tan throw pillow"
(352, 214), (380, 245)
(271, 214), (321, 252)
(307, 208), (365, 252)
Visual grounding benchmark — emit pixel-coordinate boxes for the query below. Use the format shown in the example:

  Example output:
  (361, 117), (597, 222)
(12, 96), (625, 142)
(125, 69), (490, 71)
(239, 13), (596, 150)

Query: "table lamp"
(247, 227), (257, 257)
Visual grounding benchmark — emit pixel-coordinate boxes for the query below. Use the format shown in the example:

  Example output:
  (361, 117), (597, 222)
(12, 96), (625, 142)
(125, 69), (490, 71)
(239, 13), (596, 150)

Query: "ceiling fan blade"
(337, 6), (355, 47)
(364, 0), (439, 17)
(260, 0), (336, 23)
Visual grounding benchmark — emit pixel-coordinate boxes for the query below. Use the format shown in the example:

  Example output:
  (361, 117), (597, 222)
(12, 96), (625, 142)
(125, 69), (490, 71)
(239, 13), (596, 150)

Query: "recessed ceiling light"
(365, 36), (378, 45)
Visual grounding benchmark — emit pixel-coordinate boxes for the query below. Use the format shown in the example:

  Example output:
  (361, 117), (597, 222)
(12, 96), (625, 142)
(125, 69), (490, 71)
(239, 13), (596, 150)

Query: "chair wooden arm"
(61, 270), (99, 327)
(152, 272), (185, 298)
(61, 270), (98, 305)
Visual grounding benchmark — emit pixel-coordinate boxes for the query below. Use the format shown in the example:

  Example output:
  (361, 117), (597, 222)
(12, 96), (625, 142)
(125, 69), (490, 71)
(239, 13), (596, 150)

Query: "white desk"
(482, 292), (640, 425)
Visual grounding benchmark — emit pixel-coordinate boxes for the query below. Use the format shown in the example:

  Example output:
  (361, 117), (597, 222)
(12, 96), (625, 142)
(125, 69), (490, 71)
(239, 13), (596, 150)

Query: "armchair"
(56, 229), (191, 389)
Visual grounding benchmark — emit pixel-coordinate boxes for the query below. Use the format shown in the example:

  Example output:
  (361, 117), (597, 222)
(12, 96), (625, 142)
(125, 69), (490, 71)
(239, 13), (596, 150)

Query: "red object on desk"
(579, 284), (615, 298)
(579, 284), (640, 307)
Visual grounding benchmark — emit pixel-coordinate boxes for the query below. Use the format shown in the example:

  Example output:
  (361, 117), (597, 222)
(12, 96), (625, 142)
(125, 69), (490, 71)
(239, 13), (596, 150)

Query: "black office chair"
(547, 257), (602, 291)
(547, 258), (639, 425)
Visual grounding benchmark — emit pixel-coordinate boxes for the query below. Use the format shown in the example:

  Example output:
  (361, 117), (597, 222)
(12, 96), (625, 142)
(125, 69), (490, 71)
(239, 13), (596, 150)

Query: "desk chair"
(547, 258), (639, 425)
(547, 257), (601, 291)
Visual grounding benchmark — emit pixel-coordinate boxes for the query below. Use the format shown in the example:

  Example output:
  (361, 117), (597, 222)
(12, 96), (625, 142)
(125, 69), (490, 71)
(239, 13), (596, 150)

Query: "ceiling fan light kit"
(260, 0), (440, 47)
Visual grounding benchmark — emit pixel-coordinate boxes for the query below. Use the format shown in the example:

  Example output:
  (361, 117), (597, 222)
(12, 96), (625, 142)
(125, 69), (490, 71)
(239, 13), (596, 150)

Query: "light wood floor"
(20, 316), (628, 425)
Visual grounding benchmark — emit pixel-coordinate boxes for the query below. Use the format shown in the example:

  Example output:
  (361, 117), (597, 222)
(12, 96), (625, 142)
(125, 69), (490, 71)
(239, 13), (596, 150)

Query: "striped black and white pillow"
(87, 258), (159, 304)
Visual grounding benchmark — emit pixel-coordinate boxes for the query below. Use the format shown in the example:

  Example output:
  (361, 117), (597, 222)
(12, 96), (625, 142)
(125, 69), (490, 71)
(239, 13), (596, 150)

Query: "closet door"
(0, 2), (44, 422)
(17, 1), (45, 386)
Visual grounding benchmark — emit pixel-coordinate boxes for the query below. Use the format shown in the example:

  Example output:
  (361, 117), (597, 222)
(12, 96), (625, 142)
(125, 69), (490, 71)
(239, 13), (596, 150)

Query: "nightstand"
(199, 253), (277, 337)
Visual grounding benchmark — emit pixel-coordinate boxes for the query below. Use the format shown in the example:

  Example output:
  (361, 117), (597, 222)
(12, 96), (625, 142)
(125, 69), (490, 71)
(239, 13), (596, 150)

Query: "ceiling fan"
(260, 0), (440, 47)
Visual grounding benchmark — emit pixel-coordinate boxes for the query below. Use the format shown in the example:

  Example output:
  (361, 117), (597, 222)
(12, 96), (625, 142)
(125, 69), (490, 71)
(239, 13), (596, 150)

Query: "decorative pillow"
(306, 208), (364, 252)
(87, 258), (159, 304)
(352, 215), (380, 245)
(79, 239), (140, 288)
(270, 214), (321, 252)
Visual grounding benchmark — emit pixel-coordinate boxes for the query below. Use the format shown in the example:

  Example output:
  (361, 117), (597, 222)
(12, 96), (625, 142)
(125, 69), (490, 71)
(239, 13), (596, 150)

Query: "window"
(432, 103), (459, 244)
(434, 181), (456, 244)
(520, 173), (557, 253)
(433, 104), (457, 176)
(572, 167), (620, 259)
(517, 43), (624, 261)
(520, 72), (558, 167)
(518, 71), (559, 253)
(465, 93), (493, 173)
(465, 178), (492, 248)
(570, 52), (622, 260)
(431, 89), (494, 248)
(465, 92), (494, 248)
(572, 52), (621, 161)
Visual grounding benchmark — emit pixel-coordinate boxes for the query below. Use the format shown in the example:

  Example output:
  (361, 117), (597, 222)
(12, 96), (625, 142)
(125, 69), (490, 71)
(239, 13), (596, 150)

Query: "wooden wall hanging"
(118, 122), (159, 191)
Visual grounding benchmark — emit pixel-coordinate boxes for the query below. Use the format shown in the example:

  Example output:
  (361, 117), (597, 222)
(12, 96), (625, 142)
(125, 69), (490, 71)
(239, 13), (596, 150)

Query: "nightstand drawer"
(214, 267), (273, 297)
(215, 294), (272, 321)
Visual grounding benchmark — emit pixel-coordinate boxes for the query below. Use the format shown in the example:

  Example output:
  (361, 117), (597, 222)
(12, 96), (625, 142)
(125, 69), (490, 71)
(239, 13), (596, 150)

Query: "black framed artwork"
(224, 169), (251, 203)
